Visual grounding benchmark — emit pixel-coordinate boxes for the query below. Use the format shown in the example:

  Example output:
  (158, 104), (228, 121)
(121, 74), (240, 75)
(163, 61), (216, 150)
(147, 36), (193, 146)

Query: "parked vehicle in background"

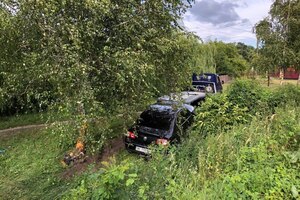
(192, 73), (223, 93)
(124, 91), (205, 155)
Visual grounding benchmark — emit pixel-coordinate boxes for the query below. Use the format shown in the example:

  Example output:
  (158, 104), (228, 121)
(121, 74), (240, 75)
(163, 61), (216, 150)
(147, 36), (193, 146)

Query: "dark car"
(192, 73), (223, 93)
(124, 92), (205, 155)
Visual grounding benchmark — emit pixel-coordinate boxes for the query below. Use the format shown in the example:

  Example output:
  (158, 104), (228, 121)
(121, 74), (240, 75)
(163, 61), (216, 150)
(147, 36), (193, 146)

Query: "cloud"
(183, 0), (272, 46)
(189, 0), (247, 25)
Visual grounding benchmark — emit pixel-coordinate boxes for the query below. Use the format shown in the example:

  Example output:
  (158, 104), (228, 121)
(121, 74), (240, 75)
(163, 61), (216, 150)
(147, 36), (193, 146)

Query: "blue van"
(192, 73), (223, 93)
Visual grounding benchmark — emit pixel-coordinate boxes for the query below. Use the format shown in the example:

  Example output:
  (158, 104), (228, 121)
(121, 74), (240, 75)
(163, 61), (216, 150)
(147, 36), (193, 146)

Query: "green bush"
(193, 94), (250, 135)
(268, 84), (300, 110)
(192, 106), (300, 199)
(227, 79), (269, 115)
(65, 158), (138, 200)
(50, 119), (111, 154)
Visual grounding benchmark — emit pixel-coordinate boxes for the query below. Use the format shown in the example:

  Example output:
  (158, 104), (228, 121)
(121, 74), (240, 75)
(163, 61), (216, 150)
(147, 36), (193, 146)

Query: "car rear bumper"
(124, 138), (151, 155)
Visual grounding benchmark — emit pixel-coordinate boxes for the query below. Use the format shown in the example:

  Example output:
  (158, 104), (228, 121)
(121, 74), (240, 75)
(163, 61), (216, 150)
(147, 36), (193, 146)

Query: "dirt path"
(61, 137), (125, 179)
(0, 124), (47, 138)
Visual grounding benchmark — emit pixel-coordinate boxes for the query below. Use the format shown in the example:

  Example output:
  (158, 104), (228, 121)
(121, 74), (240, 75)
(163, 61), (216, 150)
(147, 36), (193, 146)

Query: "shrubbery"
(196, 106), (300, 199)
(227, 79), (300, 115)
(193, 94), (250, 135)
(268, 84), (300, 109)
(66, 81), (300, 199)
(227, 79), (270, 115)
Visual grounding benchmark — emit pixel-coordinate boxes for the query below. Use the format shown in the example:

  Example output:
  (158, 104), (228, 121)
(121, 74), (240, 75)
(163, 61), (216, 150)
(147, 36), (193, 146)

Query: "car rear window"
(138, 110), (174, 131)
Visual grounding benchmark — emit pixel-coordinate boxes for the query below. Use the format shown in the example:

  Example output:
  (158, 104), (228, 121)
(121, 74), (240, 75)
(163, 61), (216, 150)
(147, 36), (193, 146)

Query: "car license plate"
(135, 146), (150, 154)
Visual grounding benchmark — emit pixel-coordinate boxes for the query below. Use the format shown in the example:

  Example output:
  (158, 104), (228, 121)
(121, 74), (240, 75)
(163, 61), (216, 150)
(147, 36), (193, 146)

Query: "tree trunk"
(267, 71), (270, 87)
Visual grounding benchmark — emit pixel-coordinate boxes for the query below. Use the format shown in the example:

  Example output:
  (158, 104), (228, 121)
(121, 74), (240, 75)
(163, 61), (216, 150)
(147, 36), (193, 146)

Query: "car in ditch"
(124, 91), (205, 155)
(192, 73), (223, 93)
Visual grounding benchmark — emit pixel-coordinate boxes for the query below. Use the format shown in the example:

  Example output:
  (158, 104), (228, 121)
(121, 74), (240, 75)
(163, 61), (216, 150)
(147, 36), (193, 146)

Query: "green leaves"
(193, 94), (250, 135)
(66, 159), (138, 200)
(0, 0), (197, 120)
(291, 185), (299, 198)
(255, 0), (300, 70)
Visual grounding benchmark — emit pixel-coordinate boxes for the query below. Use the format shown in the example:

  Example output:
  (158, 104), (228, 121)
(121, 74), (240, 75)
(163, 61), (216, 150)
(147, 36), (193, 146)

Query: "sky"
(183, 0), (273, 46)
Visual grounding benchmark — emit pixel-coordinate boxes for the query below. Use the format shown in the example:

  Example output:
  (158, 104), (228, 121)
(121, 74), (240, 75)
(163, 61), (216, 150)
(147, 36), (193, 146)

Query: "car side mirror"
(221, 80), (224, 84)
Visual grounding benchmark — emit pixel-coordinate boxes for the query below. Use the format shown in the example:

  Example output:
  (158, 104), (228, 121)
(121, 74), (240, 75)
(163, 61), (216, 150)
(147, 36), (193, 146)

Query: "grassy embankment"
(0, 79), (299, 199)
(0, 116), (126, 200)
(0, 128), (73, 200)
(64, 80), (300, 199)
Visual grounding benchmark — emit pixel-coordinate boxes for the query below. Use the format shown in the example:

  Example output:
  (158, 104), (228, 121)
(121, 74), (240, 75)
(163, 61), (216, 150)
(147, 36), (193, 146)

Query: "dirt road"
(0, 124), (47, 138)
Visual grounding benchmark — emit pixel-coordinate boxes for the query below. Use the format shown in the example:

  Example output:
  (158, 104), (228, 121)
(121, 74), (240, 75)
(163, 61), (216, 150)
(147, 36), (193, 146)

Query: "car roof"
(146, 103), (195, 118)
(180, 91), (206, 104)
(157, 91), (205, 105)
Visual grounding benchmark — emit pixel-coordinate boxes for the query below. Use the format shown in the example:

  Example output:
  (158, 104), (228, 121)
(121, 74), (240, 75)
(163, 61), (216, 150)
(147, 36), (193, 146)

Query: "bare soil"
(60, 136), (125, 179)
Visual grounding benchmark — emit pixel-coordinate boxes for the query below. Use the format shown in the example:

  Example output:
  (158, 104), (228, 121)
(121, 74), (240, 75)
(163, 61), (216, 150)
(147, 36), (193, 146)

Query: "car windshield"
(193, 82), (215, 93)
(138, 109), (174, 131)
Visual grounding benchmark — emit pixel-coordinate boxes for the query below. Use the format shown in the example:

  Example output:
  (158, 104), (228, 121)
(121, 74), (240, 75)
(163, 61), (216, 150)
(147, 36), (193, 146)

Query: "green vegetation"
(254, 0), (300, 73)
(0, 0), (258, 154)
(0, 129), (74, 200)
(66, 81), (300, 199)
(190, 41), (255, 77)
(0, 114), (131, 200)
(0, 0), (198, 118)
(0, 0), (208, 153)
(210, 41), (253, 77)
(0, 112), (48, 130)
(0, 111), (69, 130)
(1, 0), (300, 199)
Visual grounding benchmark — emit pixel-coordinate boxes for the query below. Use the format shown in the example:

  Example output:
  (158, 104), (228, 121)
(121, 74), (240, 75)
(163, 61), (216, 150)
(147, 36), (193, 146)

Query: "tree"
(255, 0), (300, 72)
(209, 41), (250, 77)
(0, 0), (196, 117)
(236, 42), (255, 63)
(1, 0), (203, 151)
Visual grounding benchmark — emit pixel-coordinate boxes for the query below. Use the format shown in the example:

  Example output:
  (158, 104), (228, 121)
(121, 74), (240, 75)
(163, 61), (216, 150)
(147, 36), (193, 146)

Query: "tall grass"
(0, 128), (77, 200)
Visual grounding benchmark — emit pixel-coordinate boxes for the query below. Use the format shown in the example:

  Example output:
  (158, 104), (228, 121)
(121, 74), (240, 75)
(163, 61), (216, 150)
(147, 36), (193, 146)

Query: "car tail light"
(156, 139), (169, 146)
(127, 131), (136, 139)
